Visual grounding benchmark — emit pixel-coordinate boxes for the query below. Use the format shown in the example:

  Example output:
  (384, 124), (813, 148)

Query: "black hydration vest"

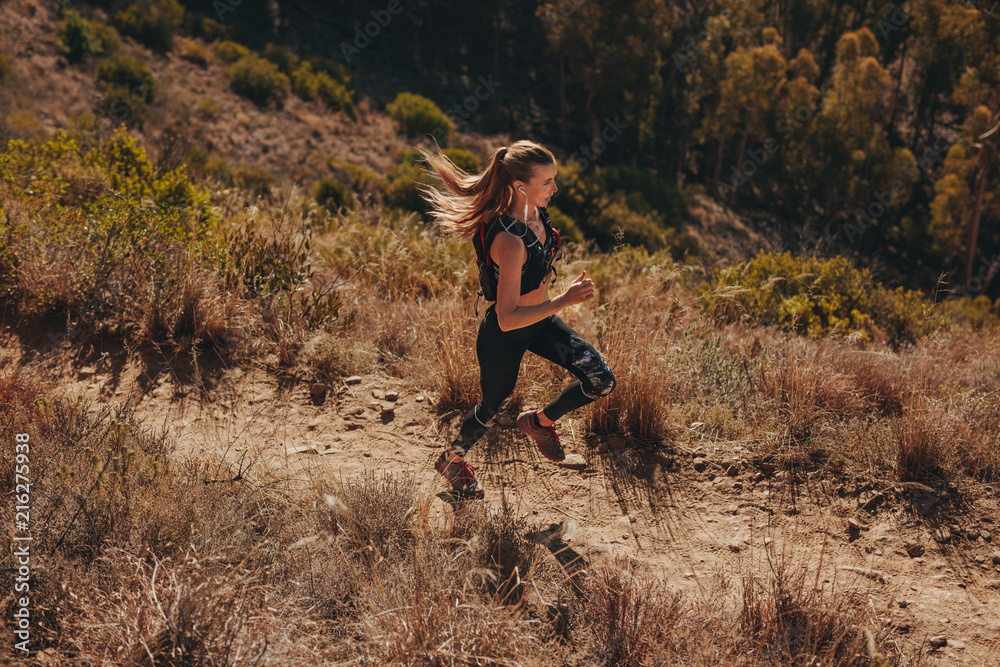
(472, 206), (562, 315)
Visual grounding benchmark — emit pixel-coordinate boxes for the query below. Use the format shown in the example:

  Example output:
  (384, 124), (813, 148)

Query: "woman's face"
(517, 162), (558, 208)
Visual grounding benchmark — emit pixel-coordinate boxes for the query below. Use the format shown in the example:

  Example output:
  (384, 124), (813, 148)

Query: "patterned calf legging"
(450, 304), (616, 456)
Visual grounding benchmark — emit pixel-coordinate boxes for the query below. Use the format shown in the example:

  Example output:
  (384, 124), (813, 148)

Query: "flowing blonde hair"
(418, 140), (556, 238)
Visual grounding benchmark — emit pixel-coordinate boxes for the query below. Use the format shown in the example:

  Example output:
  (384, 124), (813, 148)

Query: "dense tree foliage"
(173, 0), (999, 297)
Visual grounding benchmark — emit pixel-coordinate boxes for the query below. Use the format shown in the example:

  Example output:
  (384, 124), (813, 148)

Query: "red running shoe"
(434, 450), (485, 500)
(517, 410), (565, 462)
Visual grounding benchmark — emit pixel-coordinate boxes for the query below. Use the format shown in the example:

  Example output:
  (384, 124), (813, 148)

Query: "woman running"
(420, 139), (617, 500)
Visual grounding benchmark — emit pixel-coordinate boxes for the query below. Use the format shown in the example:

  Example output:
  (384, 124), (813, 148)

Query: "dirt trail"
(35, 352), (1000, 666)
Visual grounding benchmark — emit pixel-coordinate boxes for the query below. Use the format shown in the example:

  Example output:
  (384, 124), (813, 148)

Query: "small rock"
(368, 401), (381, 411)
(928, 636), (947, 649)
(966, 527), (980, 541)
(727, 540), (742, 553)
(385, 390), (399, 401)
(693, 457), (707, 472)
(939, 618), (950, 624)
(982, 530), (991, 542)
(897, 599), (909, 608)
(345, 423), (363, 431)
(310, 383), (326, 396)
(345, 376), (362, 385)
(732, 481), (744, 491)
(372, 389), (385, 400)
(934, 528), (951, 543)
(951, 640), (966, 650)
(904, 540), (925, 558)
(350, 407), (364, 415)
(975, 555), (987, 564)
(288, 444), (318, 456)
(381, 403), (395, 414)
(725, 461), (741, 476)
(991, 551), (1000, 565)
(559, 454), (587, 470)
(415, 395), (425, 402)
(848, 518), (862, 532)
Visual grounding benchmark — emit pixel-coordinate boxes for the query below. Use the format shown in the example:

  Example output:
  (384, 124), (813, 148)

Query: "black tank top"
(480, 207), (561, 296)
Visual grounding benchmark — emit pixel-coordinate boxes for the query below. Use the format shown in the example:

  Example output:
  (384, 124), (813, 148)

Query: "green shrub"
(261, 42), (299, 75)
(386, 92), (453, 139)
(545, 205), (585, 244)
(0, 128), (214, 318)
(95, 56), (157, 124)
(56, 8), (120, 63)
(113, 0), (185, 53)
(316, 74), (354, 113)
(176, 36), (210, 67)
(383, 149), (435, 214)
(292, 62), (355, 112)
(698, 250), (942, 345)
(235, 165), (276, 198)
(302, 55), (352, 88)
(325, 158), (384, 199)
(869, 285), (946, 346)
(442, 148), (479, 174)
(225, 54), (290, 107)
(209, 39), (250, 64)
(182, 13), (231, 42)
(314, 178), (355, 212)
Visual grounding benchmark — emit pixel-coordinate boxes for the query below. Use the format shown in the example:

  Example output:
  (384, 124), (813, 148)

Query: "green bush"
(209, 39), (250, 64)
(442, 148), (479, 174)
(176, 36), (210, 67)
(235, 165), (276, 198)
(261, 42), (299, 75)
(545, 205), (585, 244)
(386, 92), (453, 139)
(182, 13), (231, 42)
(56, 8), (120, 63)
(113, 0), (185, 53)
(292, 62), (355, 112)
(225, 54), (290, 107)
(95, 56), (157, 124)
(325, 158), (384, 200)
(698, 250), (942, 345)
(0, 127), (214, 318)
(314, 178), (355, 212)
(302, 55), (352, 88)
(383, 149), (435, 214)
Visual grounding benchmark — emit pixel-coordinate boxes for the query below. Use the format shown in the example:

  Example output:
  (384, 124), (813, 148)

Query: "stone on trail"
(345, 376), (362, 385)
(385, 390), (399, 401)
(372, 389), (385, 400)
(559, 454), (587, 470)
(904, 539), (924, 558)
(928, 636), (947, 649)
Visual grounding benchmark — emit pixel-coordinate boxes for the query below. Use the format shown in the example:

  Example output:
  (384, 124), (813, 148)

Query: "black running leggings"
(450, 304), (616, 456)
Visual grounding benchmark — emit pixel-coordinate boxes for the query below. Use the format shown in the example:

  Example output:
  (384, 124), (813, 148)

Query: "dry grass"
(581, 298), (677, 442)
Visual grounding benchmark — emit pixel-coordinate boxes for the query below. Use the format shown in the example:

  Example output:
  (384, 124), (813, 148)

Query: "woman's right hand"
(560, 271), (596, 306)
